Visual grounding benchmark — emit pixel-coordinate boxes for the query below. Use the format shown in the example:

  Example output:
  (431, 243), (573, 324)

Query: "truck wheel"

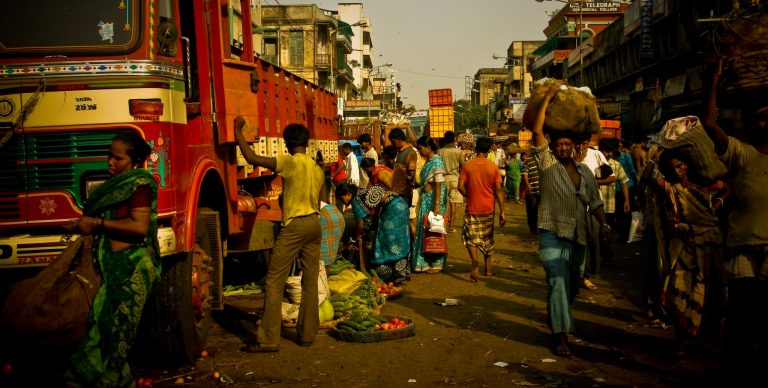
(136, 208), (221, 365)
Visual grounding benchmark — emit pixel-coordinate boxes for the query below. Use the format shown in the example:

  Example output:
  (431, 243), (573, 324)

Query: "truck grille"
(0, 193), (20, 219)
(0, 131), (115, 217)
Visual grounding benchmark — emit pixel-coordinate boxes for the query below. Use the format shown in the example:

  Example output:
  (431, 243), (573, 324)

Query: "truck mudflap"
(0, 227), (177, 268)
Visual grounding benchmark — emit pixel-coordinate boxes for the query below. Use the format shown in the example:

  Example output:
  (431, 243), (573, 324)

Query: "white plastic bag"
(285, 275), (303, 304)
(427, 211), (448, 234)
(627, 211), (645, 243)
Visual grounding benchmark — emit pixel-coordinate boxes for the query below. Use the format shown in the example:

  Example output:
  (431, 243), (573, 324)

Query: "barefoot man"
(458, 136), (506, 281)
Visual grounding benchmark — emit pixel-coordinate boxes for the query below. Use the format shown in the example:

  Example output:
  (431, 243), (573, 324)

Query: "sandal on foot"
(554, 343), (571, 357)
(583, 279), (598, 290)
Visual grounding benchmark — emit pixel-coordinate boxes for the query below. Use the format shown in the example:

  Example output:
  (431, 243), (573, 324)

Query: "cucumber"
(341, 320), (364, 331)
(338, 325), (356, 333)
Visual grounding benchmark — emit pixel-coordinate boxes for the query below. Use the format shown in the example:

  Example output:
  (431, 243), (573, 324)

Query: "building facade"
(574, 0), (768, 141)
(530, 1), (630, 84)
(260, 4), (337, 90)
(338, 3), (374, 97)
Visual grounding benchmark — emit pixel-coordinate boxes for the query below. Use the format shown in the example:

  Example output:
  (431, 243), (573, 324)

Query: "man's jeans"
(539, 230), (585, 333)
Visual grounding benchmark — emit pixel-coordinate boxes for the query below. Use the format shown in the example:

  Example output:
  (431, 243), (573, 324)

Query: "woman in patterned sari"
(67, 132), (161, 387)
(653, 148), (728, 354)
(413, 136), (447, 274)
(335, 182), (411, 283)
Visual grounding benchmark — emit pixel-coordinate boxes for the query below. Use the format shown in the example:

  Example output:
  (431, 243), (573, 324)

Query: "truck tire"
(136, 208), (220, 365)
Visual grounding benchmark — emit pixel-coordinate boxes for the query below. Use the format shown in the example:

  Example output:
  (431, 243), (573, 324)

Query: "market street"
(126, 200), (733, 387)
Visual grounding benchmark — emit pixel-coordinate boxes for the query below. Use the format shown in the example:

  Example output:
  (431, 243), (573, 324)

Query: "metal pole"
(578, 0), (583, 85)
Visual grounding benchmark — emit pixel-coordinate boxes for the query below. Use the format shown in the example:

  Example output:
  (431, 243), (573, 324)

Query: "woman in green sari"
(412, 135), (447, 274)
(67, 132), (161, 387)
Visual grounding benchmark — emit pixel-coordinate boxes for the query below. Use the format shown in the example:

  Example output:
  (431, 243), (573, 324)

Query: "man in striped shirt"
(522, 151), (541, 235)
(530, 85), (610, 358)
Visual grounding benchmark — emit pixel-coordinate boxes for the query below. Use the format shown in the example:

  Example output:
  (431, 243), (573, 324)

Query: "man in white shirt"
(341, 142), (360, 186)
(574, 140), (616, 285)
(358, 133), (378, 165)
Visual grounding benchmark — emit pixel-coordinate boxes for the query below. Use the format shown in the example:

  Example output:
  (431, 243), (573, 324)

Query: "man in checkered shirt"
(529, 85), (610, 358)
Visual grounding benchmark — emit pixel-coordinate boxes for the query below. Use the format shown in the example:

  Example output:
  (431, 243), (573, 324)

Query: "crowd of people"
(526, 67), (768, 361)
(47, 63), (765, 385)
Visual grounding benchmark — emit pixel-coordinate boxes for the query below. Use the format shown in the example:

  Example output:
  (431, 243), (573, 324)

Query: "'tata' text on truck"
(0, 0), (338, 364)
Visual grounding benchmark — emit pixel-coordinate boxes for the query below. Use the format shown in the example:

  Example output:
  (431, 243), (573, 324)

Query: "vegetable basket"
(330, 316), (415, 343)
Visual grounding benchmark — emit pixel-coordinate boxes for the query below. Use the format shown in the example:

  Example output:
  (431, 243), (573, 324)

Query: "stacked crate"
(427, 88), (454, 139)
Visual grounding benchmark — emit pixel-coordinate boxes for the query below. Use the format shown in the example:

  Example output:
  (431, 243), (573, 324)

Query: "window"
(263, 38), (277, 64)
(289, 30), (304, 66)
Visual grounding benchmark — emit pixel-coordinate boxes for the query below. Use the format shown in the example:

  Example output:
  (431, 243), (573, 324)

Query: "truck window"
(0, 0), (140, 54)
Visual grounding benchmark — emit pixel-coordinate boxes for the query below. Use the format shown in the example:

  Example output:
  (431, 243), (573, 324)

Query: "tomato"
(200, 350), (208, 357)
(380, 323), (391, 330)
(390, 317), (401, 325)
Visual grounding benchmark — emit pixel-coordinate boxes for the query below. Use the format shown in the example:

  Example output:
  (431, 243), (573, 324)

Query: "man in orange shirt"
(458, 136), (506, 281)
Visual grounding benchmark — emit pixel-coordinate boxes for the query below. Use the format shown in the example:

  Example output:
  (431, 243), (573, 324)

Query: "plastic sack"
(523, 78), (601, 134)
(427, 211), (448, 234)
(628, 211), (645, 243)
(652, 116), (728, 181)
(328, 268), (368, 295)
(281, 302), (299, 322)
(285, 275), (303, 304)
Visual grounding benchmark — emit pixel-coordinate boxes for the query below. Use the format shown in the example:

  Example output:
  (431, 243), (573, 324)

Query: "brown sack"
(0, 236), (101, 353)
(523, 79), (602, 134)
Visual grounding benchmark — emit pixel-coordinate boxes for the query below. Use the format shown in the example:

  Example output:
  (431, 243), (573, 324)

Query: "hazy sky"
(269, 0), (564, 109)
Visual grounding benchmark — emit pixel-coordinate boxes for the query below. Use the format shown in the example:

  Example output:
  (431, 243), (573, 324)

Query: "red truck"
(0, 0), (338, 364)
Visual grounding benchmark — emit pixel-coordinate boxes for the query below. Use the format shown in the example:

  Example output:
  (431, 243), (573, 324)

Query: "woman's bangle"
(715, 197), (724, 206)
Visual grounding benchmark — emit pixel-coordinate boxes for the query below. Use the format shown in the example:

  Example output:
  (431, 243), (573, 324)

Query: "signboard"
(639, 0), (654, 60)
(508, 98), (528, 106)
(511, 103), (527, 123)
(571, 2), (622, 13)
(663, 74), (686, 98)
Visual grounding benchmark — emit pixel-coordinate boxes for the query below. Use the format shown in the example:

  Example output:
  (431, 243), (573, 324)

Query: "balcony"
(316, 53), (332, 69)
(336, 33), (352, 54)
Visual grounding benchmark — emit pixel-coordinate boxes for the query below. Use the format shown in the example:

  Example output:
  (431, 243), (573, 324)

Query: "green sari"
(68, 169), (161, 387)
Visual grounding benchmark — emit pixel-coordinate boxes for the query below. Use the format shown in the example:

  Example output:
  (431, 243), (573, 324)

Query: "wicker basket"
(330, 315), (415, 343)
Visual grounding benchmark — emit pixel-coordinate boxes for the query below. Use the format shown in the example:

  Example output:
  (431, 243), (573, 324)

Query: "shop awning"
(336, 20), (355, 37)
(531, 35), (580, 56)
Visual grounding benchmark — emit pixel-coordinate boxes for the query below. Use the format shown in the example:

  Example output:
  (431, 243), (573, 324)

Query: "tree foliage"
(453, 100), (488, 134)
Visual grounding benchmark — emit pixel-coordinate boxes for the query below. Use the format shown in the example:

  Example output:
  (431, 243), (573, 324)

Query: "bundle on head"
(522, 78), (601, 135)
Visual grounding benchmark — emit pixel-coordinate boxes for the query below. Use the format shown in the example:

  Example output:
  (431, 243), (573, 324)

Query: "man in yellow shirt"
(234, 118), (324, 352)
